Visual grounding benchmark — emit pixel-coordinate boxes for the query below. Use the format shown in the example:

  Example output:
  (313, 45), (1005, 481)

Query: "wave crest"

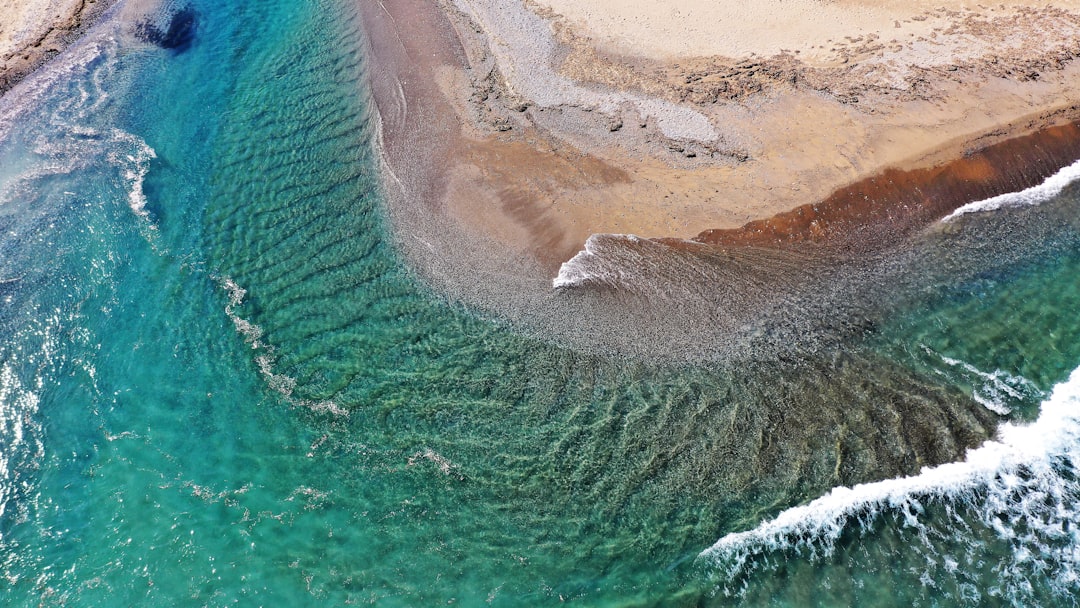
(943, 158), (1080, 221)
(700, 364), (1080, 601)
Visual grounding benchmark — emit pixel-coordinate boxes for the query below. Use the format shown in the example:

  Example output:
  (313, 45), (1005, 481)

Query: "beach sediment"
(359, 0), (1080, 346)
(0, 0), (119, 95)
(693, 120), (1080, 252)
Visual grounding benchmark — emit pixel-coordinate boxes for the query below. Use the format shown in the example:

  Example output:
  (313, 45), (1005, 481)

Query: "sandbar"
(362, 0), (1080, 281)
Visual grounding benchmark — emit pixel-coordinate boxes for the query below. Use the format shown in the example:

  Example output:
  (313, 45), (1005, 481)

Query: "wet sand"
(693, 121), (1080, 252)
(361, 0), (1080, 297)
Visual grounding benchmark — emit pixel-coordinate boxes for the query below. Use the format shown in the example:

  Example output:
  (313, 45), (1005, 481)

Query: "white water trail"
(700, 363), (1080, 592)
(552, 233), (643, 289)
(0, 27), (161, 246)
(216, 276), (348, 417)
(107, 129), (158, 222)
(922, 345), (1042, 416)
(943, 158), (1080, 221)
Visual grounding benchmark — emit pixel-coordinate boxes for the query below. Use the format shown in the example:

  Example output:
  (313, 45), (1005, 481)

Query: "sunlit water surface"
(1, 0), (1080, 605)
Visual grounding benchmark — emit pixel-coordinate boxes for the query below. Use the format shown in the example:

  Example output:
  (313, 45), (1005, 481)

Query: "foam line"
(923, 345), (1041, 416)
(552, 233), (643, 289)
(553, 233), (606, 289)
(700, 363), (1080, 562)
(942, 158), (1080, 221)
(216, 276), (348, 417)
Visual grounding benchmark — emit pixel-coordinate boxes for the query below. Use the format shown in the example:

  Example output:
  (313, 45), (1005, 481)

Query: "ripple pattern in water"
(0, 0), (1078, 605)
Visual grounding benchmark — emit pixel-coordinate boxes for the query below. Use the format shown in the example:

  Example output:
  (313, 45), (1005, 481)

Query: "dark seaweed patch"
(134, 6), (199, 53)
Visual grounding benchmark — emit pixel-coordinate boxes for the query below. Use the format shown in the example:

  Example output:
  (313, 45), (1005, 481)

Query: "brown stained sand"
(362, 0), (1080, 338)
(693, 122), (1080, 252)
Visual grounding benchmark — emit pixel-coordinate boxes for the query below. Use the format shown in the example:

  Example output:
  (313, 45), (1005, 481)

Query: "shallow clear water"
(1, 0), (1080, 605)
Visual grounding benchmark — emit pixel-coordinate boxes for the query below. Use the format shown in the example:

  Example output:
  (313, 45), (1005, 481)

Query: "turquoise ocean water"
(2, 0), (1080, 604)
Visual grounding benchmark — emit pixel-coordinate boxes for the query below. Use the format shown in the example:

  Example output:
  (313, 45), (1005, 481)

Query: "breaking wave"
(701, 362), (1080, 602)
(943, 157), (1080, 221)
(552, 233), (648, 290)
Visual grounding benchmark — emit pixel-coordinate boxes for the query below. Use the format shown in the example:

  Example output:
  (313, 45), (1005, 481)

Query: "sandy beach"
(0, 0), (118, 94)
(362, 0), (1080, 275)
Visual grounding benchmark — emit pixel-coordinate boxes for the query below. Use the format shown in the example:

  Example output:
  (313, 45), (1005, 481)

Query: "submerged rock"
(134, 5), (199, 53)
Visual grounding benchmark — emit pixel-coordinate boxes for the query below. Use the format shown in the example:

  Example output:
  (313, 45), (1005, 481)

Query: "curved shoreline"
(693, 120), (1080, 252)
(358, 0), (1080, 361)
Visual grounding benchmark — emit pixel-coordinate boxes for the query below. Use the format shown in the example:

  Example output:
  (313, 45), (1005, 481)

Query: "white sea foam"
(700, 363), (1080, 597)
(1, 126), (158, 238)
(0, 15), (124, 143)
(942, 158), (1080, 221)
(552, 233), (644, 289)
(107, 129), (158, 221)
(923, 345), (1042, 416)
(553, 234), (611, 289)
(217, 277), (347, 417)
(0, 14), (157, 232)
(220, 276), (264, 346)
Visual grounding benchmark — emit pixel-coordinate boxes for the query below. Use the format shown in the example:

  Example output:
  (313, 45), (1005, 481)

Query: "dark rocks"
(134, 5), (198, 53)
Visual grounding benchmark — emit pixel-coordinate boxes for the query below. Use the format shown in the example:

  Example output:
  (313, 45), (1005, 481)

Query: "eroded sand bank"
(360, 0), (1080, 355)
(366, 0), (1080, 267)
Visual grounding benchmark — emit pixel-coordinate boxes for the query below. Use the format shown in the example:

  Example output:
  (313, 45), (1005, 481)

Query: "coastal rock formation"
(0, 0), (115, 95)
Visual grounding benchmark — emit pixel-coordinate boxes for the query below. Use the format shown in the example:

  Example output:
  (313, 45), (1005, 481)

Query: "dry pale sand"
(529, 0), (1080, 63)
(361, 0), (1080, 347)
